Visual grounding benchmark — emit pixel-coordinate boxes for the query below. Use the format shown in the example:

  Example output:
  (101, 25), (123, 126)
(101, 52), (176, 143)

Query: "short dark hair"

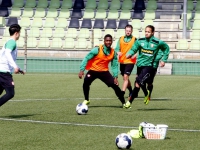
(104, 34), (112, 40)
(146, 25), (155, 32)
(125, 24), (133, 30)
(9, 24), (21, 36)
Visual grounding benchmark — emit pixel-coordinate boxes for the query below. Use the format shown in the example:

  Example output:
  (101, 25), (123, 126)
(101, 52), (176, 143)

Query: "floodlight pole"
(182, 0), (187, 39)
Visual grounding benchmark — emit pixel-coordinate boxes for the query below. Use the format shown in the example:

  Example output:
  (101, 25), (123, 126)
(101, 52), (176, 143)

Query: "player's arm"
(111, 51), (119, 85)
(79, 47), (99, 78)
(114, 38), (123, 60)
(126, 40), (140, 58)
(159, 41), (170, 67)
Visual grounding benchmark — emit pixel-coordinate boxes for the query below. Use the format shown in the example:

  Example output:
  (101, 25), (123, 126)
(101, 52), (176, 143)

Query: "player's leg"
(0, 85), (4, 95)
(0, 87), (14, 106)
(147, 68), (157, 99)
(82, 70), (96, 105)
(99, 71), (126, 107)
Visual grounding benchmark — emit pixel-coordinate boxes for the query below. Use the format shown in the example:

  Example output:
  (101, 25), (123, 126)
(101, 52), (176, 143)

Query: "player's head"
(9, 24), (21, 40)
(104, 34), (113, 48)
(125, 24), (133, 36)
(145, 25), (155, 39)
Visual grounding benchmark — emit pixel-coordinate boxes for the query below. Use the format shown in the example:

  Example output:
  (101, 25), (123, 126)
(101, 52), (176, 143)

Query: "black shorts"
(147, 68), (157, 84)
(136, 66), (154, 86)
(84, 70), (114, 87)
(0, 72), (14, 88)
(120, 64), (134, 76)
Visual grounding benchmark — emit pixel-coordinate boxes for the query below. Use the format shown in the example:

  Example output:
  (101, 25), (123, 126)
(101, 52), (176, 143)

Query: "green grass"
(0, 74), (200, 150)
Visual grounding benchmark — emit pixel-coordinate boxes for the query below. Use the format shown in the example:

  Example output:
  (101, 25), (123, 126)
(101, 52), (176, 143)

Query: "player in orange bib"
(115, 25), (137, 98)
(78, 34), (126, 108)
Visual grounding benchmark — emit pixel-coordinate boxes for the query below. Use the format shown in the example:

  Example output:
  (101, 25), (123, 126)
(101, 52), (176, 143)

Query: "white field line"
(0, 117), (199, 132)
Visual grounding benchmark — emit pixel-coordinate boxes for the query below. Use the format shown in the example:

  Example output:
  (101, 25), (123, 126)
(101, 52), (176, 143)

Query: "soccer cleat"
(124, 101), (131, 109)
(144, 90), (150, 105)
(82, 100), (90, 105)
(122, 104), (126, 108)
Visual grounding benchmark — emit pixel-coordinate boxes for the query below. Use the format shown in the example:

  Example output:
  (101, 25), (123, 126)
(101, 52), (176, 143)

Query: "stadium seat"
(55, 18), (68, 28)
(53, 28), (66, 38)
(9, 8), (22, 17)
(107, 10), (119, 20)
(61, 0), (73, 9)
(51, 38), (63, 49)
(12, 0), (24, 8)
(195, 1), (200, 11)
(71, 9), (82, 19)
(75, 38), (88, 49)
(83, 9), (95, 19)
(97, 0), (108, 10)
(28, 28), (40, 37)
(81, 19), (92, 29)
(133, 29), (140, 38)
(0, 0), (12, 7)
(34, 8), (46, 18)
(20, 28), (26, 37)
(92, 39), (101, 47)
(115, 29), (124, 39)
(0, 36), (10, 47)
(179, 19), (191, 30)
(66, 28), (77, 39)
(73, 0), (85, 9)
(19, 17), (31, 28)
(160, 32), (177, 40)
(191, 20), (200, 30)
(176, 39), (189, 50)
(38, 38), (50, 48)
(93, 9), (106, 29)
(142, 19), (154, 30)
(58, 9), (70, 18)
(6, 17), (18, 27)
(131, 19), (141, 30)
(68, 18), (80, 29)
(134, 0), (145, 10)
(120, 10), (131, 20)
(85, 0), (96, 9)
(17, 37), (25, 48)
(132, 10), (144, 19)
(93, 29), (103, 39)
(187, 0), (194, 11)
(121, 0), (133, 10)
(144, 10), (156, 20)
(40, 28), (53, 38)
(191, 31), (200, 40)
(46, 8), (58, 18)
(93, 19), (104, 29)
(106, 10), (118, 29)
(43, 18), (55, 28)
(3, 27), (10, 37)
(49, 0), (60, 8)
(104, 29), (115, 39)
(109, 0), (121, 10)
(0, 7), (9, 17)
(112, 39), (118, 49)
(21, 8), (34, 18)
(31, 18), (43, 28)
(78, 28), (90, 39)
(37, 0), (49, 8)
(27, 37), (38, 48)
(24, 0), (36, 8)
(118, 20), (129, 29)
(63, 38), (74, 49)
(146, 1), (157, 10)
(189, 40), (200, 50)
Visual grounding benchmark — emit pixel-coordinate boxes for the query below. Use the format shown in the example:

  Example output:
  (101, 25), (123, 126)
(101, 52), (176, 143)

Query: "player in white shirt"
(0, 24), (25, 107)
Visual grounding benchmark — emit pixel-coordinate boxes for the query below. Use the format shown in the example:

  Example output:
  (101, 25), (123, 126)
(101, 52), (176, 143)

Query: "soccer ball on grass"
(76, 103), (88, 115)
(115, 133), (132, 149)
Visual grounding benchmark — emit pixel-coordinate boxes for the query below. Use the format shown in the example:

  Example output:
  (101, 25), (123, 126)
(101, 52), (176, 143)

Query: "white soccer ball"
(115, 133), (133, 149)
(76, 103), (88, 115)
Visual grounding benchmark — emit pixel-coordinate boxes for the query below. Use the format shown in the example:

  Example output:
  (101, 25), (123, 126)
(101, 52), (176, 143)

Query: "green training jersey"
(127, 36), (170, 67)
(153, 50), (163, 68)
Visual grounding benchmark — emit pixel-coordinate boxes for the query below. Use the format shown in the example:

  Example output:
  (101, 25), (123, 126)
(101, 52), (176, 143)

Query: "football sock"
(127, 86), (132, 94)
(83, 82), (90, 100)
(129, 87), (140, 103)
(111, 84), (125, 104)
(0, 87), (14, 107)
(141, 85), (148, 96)
(147, 84), (153, 97)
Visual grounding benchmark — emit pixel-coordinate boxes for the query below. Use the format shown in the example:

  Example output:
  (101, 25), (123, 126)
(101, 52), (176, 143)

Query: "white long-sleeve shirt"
(0, 38), (18, 73)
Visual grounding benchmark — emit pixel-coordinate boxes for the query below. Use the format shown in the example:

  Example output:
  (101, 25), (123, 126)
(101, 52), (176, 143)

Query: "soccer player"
(124, 25), (170, 108)
(78, 34), (126, 108)
(0, 24), (25, 107)
(115, 24), (137, 98)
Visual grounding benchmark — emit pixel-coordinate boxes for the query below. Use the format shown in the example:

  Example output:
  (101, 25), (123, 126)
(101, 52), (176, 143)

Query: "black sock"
(141, 85), (148, 96)
(147, 84), (153, 97)
(127, 86), (132, 94)
(83, 82), (90, 100)
(129, 86), (140, 103)
(0, 87), (14, 107)
(111, 84), (125, 104)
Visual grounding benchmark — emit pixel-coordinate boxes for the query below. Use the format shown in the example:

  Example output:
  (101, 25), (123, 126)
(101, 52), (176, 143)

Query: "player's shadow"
(137, 108), (178, 111)
(89, 105), (122, 108)
(4, 114), (39, 118)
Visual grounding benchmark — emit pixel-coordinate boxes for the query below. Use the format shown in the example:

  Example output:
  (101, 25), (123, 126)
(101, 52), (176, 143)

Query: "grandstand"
(0, 0), (200, 74)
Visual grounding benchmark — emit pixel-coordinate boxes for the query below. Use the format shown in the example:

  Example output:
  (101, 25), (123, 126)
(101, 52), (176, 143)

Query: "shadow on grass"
(137, 108), (178, 111)
(4, 114), (39, 118)
(89, 105), (122, 108)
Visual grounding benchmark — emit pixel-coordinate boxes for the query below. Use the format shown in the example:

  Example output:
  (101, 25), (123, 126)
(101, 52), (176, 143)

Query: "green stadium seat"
(58, 9), (70, 18)
(0, 36), (10, 47)
(176, 39), (189, 50)
(19, 17), (31, 28)
(189, 40), (200, 50)
(97, 0), (108, 10)
(120, 10), (131, 19)
(31, 18), (43, 28)
(51, 38), (63, 49)
(61, 0), (73, 9)
(75, 38), (88, 49)
(121, 0), (133, 10)
(142, 19), (154, 30)
(85, 0), (96, 9)
(115, 29), (124, 39)
(133, 29), (140, 38)
(28, 28), (40, 37)
(24, 0), (36, 8)
(195, 1), (200, 11)
(53, 28), (66, 38)
(63, 38), (74, 49)
(192, 20), (200, 30)
(107, 10), (119, 19)
(12, 0), (24, 8)
(40, 28), (53, 38)
(191, 31), (200, 40)
(83, 9), (95, 19)
(92, 39), (101, 47)
(17, 37), (25, 48)
(144, 10), (156, 20)
(9, 8), (22, 17)
(146, 1), (157, 10)
(27, 37), (38, 48)
(34, 8), (46, 18)
(187, 0), (194, 11)
(20, 29), (26, 37)
(131, 19), (141, 30)
(109, 0), (121, 10)
(43, 18), (55, 28)
(78, 28), (90, 39)
(49, 0), (61, 9)
(104, 29), (115, 39)
(55, 18), (68, 28)
(22, 8), (34, 17)
(38, 38), (50, 48)
(46, 8), (58, 18)
(95, 9), (107, 19)
(37, 0), (49, 8)
(93, 29), (103, 39)
(66, 28), (77, 38)
(3, 27), (10, 37)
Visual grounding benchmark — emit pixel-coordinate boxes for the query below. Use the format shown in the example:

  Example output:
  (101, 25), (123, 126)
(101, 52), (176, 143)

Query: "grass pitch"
(0, 74), (200, 150)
